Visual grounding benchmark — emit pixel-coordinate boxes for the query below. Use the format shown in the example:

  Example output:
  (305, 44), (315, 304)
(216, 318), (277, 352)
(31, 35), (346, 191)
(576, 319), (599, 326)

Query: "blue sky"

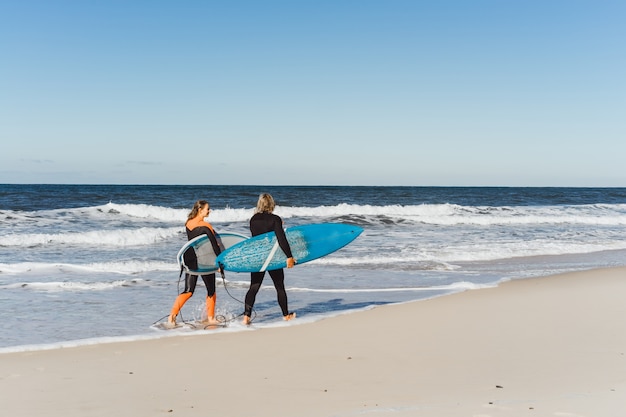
(1, 1), (624, 186)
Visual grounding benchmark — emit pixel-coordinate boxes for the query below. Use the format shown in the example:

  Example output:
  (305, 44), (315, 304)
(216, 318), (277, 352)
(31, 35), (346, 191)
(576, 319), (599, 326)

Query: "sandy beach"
(2, 267), (625, 417)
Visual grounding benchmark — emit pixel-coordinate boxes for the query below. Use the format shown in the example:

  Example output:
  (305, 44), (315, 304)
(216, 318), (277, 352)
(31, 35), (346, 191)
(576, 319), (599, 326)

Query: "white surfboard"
(177, 232), (248, 275)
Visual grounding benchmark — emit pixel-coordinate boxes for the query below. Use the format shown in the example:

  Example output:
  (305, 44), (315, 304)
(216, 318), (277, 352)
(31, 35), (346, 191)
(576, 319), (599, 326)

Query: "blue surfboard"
(177, 232), (248, 274)
(215, 223), (363, 273)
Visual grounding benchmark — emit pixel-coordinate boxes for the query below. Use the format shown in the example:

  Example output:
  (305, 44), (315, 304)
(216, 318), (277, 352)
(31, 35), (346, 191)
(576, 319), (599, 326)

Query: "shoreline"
(2, 266), (626, 416)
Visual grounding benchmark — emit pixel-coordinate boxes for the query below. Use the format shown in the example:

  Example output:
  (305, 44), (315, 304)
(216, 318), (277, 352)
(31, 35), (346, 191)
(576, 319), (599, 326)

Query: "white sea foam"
(4, 203), (626, 252)
(0, 227), (182, 247)
(274, 202), (626, 226)
(1, 278), (149, 292)
(0, 260), (176, 275)
(289, 281), (491, 293)
(5, 202), (626, 229)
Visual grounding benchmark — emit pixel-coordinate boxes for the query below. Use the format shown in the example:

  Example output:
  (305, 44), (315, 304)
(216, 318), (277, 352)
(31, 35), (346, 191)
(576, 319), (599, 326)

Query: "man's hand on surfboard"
(286, 257), (296, 268)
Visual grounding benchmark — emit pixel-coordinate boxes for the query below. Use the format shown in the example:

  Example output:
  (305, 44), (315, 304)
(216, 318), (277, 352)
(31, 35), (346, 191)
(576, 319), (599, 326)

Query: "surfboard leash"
(152, 269), (190, 326)
(219, 267), (257, 324)
(153, 268), (256, 326)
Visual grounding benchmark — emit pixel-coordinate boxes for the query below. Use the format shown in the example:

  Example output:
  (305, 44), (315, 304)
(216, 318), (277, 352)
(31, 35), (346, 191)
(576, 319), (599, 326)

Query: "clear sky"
(1, 1), (624, 186)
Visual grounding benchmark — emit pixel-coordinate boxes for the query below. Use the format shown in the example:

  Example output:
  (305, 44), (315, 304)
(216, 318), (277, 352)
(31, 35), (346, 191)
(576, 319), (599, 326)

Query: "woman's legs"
(168, 274), (198, 324)
(268, 269), (291, 318)
(243, 271), (265, 323)
(200, 273), (218, 323)
(243, 269), (295, 323)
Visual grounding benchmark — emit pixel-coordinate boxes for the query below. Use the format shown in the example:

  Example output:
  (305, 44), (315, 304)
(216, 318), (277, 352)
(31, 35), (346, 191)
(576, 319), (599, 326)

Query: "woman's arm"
(273, 217), (294, 266)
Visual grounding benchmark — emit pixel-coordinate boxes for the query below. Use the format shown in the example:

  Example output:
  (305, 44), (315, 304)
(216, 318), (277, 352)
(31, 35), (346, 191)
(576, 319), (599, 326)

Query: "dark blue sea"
(2, 185), (626, 351)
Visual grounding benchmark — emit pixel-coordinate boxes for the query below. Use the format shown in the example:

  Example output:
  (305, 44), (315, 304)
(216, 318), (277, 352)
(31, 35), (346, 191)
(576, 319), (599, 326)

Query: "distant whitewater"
(2, 184), (626, 351)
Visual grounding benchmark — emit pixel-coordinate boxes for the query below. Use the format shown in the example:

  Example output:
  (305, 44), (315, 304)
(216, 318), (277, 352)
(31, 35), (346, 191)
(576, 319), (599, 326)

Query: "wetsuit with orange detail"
(243, 212), (293, 318)
(169, 221), (222, 325)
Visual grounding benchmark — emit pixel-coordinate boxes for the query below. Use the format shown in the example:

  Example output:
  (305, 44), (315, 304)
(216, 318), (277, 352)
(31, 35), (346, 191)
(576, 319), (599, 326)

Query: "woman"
(168, 200), (222, 326)
(243, 193), (296, 325)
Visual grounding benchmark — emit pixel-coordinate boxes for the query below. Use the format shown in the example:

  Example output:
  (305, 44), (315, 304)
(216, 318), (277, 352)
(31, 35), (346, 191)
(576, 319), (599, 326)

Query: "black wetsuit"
(182, 225), (222, 297)
(244, 212), (293, 317)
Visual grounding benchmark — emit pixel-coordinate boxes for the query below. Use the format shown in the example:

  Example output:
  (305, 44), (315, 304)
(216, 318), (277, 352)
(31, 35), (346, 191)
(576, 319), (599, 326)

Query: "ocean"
(2, 184), (626, 352)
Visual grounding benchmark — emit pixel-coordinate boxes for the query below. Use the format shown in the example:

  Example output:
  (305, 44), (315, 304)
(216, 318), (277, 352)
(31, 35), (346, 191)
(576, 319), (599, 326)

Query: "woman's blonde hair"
(188, 200), (209, 221)
(255, 193), (275, 214)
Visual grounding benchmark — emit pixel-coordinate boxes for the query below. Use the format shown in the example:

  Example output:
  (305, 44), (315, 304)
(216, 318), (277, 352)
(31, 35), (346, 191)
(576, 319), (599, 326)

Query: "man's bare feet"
(283, 312), (296, 321)
(242, 315), (251, 325)
(167, 314), (177, 327)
